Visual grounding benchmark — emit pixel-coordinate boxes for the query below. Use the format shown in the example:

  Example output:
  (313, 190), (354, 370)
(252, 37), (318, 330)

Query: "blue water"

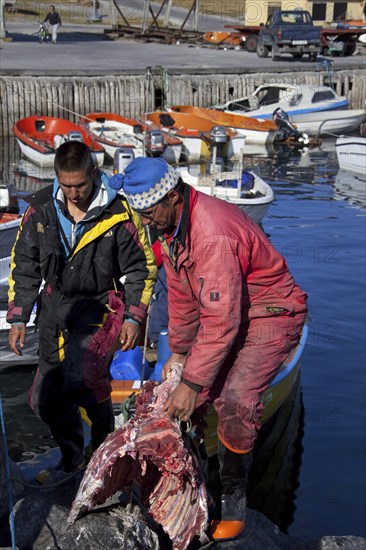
(0, 138), (365, 540)
(255, 145), (366, 539)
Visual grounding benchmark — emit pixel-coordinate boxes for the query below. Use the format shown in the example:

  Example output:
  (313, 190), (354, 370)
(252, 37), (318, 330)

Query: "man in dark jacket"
(7, 141), (157, 482)
(43, 5), (61, 44)
(110, 157), (307, 542)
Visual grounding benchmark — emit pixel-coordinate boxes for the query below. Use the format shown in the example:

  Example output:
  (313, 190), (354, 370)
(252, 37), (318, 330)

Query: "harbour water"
(0, 136), (365, 540)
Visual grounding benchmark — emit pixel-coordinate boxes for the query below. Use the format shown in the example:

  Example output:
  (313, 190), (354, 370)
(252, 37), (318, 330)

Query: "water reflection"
(333, 169), (366, 209)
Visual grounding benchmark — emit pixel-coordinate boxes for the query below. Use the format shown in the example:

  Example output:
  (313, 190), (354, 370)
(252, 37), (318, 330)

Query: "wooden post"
(109, 0), (116, 27)
(163, 0), (173, 28)
(142, 0), (150, 32)
(193, 0), (199, 32)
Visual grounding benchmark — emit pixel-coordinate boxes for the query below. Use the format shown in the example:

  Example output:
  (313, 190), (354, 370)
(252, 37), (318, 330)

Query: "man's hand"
(119, 321), (140, 351)
(8, 323), (26, 355)
(163, 382), (198, 422)
(162, 352), (187, 380)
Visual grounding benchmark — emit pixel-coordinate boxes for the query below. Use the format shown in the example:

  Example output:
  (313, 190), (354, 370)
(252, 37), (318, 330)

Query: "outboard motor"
(145, 130), (165, 157)
(206, 155), (224, 176)
(0, 183), (19, 214)
(210, 125), (228, 144)
(272, 107), (309, 146)
(113, 147), (135, 174)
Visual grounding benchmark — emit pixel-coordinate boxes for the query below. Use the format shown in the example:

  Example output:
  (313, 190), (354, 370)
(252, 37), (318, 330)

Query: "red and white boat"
(80, 112), (183, 164)
(13, 116), (105, 168)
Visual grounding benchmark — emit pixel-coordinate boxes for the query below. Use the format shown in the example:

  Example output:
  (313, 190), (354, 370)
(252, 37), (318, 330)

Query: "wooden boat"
(0, 184), (21, 259)
(80, 112), (183, 164)
(170, 105), (277, 145)
(335, 136), (366, 175)
(143, 111), (246, 161)
(178, 167), (274, 225)
(13, 116), (105, 168)
(110, 324), (308, 457)
(289, 109), (366, 136)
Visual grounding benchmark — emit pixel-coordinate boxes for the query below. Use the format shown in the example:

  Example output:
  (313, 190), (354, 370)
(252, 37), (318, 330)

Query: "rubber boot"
(210, 439), (252, 541)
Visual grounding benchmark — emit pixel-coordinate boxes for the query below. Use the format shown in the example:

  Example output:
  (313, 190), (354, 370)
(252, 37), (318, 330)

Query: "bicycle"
(38, 22), (51, 43)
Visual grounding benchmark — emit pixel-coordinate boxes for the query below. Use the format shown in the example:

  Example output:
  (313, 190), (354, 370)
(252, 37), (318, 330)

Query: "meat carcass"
(68, 363), (209, 550)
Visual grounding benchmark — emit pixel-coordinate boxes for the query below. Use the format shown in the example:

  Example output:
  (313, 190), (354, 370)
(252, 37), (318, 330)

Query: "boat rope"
(0, 393), (17, 550)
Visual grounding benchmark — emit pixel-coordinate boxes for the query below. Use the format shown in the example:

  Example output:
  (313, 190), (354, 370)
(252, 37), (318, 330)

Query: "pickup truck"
(256, 10), (322, 61)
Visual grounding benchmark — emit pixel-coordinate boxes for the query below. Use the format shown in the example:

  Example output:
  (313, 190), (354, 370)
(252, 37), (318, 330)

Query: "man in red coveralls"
(109, 157), (308, 541)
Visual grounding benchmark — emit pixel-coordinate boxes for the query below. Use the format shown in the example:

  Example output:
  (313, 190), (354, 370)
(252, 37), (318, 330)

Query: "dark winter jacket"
(43, 11), (61, 26)
(7, 181), (157, 325)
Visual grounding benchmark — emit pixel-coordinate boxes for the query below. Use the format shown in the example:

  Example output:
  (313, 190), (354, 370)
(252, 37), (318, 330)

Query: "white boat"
(0, 256), (38, 370)
(335, 136), (366, 175)
(333, 169), (366, 209)
(290, 110), (366, 136)
(213, 83), (350, 119)
(178, 167), (274, 225)
(81, 113), (183, 164)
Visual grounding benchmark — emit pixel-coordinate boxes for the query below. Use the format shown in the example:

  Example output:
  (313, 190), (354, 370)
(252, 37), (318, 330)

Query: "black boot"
(210, 439), (252, 541)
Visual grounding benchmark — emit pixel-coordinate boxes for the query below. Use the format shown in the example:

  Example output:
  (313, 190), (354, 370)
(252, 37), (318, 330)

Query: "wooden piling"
(0, 69), (365, 136)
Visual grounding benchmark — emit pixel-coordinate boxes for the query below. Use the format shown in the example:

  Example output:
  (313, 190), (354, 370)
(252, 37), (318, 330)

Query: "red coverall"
(162, 186), (307, 453)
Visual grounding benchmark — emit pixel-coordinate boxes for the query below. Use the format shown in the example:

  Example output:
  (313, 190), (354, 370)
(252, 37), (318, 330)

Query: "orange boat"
(143, 111), (246, 161)
(13, 116), (105, 168)
(203, 31), (242, 47)
(170, 105), (278, 145)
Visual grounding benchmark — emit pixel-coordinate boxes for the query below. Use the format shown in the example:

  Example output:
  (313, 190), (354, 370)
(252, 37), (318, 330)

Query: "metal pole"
(89, 0), (102, 22)
(0, 0), (7, 39)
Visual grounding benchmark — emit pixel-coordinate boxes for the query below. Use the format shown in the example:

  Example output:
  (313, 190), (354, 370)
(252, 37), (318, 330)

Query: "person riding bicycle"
(43, 5), (62, 44)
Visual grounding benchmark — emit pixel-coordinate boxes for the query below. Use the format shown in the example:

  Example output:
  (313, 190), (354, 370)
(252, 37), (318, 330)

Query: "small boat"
(213, 83), (350, 119)
(178, 166), (274, 225)
(0, 184), (21, 259)
(335, 136), (366, 175)
(170, 105), (277, 145)
(0, 256), (38, 371)
(13, 116), (105, 168)
(289, 109), (366, 136)
(80, 112), (183, 164)
(110, 324), (308, 457)
(144, 111), (246, 161)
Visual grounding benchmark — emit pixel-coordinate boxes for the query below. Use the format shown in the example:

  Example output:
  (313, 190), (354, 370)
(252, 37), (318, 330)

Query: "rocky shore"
(1, 458), (365, 550)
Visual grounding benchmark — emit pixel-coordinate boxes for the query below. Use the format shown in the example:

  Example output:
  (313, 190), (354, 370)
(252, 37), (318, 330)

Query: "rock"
(0, 468), (365, 550)
(0, 458), (25, 518)
(310, 536), (366, 549)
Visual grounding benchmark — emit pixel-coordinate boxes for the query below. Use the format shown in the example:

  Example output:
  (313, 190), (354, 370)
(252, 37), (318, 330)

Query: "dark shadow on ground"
(5, 31), (114, 43)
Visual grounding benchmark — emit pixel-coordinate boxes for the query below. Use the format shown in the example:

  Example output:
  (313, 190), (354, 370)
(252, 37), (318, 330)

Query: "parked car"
(256, 10), (322, 61)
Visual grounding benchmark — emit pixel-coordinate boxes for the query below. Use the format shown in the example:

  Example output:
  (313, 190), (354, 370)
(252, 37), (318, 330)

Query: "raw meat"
(68, 363), (209, 550)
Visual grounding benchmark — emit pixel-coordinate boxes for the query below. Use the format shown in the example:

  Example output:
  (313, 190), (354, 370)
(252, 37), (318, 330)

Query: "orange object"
(210, 519), (245, 541)
(0, 212), (20, 223)
(203, 31), (242, 46)
(171, 105), (277, 132)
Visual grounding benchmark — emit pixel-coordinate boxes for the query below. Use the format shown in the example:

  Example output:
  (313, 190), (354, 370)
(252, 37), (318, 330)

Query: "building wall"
(243, 0), (366, 24)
